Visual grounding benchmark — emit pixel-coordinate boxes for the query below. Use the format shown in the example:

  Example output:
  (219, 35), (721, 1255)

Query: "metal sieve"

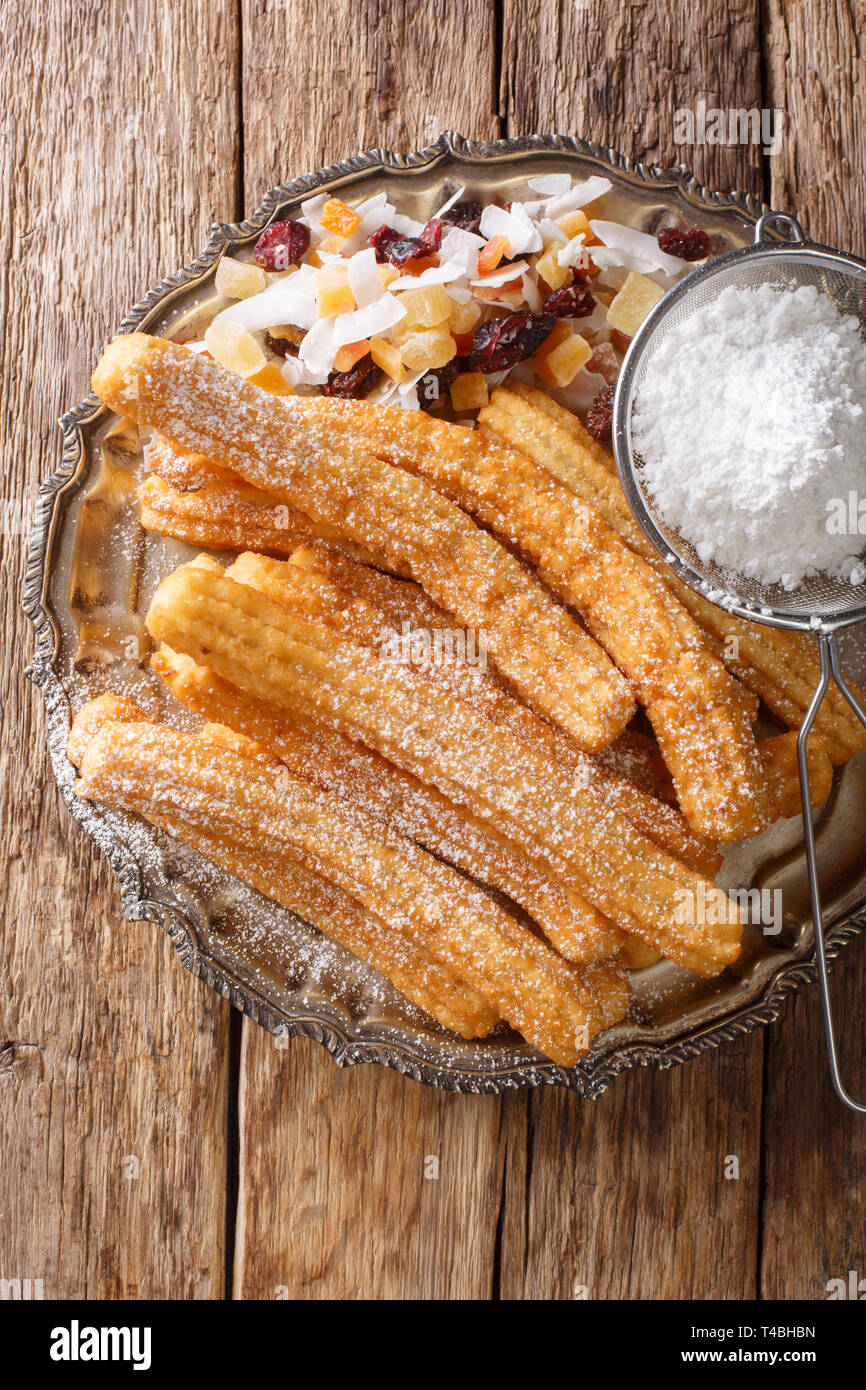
(613, 212), (866, 1112)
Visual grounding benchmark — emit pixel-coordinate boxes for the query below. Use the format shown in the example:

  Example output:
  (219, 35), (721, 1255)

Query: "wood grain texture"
(760, 0), (866, 1300)
(239, 0), (500, 204)
(0, 0), (238, 1298)
(501, 0), (766, 194)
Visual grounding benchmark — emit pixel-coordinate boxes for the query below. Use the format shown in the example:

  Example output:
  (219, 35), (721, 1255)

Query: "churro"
(73, 714), (610, 1063)
(93, 335), (634, 751)
(151, 645), (623, 962)
(247, 544), (721, 876)
(145, 554), (743, 974)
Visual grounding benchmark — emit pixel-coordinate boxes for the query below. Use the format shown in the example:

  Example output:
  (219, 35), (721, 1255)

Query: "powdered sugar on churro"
(632, 283), (866, 590)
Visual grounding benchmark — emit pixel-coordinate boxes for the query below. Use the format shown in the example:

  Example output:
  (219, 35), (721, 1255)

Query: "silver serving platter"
(25, 132), (866, 1095)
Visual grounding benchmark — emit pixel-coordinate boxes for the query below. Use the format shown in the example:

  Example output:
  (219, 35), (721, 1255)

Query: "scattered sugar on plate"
(632, 282), (866, 590)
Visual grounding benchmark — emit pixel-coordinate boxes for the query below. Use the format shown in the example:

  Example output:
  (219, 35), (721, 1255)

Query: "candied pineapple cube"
(203, 319), (268, 378)
(449, 371), (489, 412)
(448, 296), (481, 334)
(370, 335), (405, 382)
(535, 331), (592, 387)
(398, 284), (452, 328)
(247, 363), (294, 394)
(607, 271), (664, 337)
(477, 235), (509, 275)
(474, 278), (524, 305)
(532, 319), (571, 361)
(555, 209), (593, 241)
(398, 323), (457, 371)
(316, 265), (355, 318)
(319, 197), (361, 238)
(379, 263), (399, 289)
(535, 247), (570, 291)
(334, 339), (370, 372)
(215, 256), (267, 300)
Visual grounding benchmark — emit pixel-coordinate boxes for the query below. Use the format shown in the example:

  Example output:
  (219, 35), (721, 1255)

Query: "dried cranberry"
(253, 220), (310, 271)
(416, 357), (463, 409)
(419, 217), (444, 251)
(586, 343), (619, 386)
(367, 224), (431, 266)
(265, 330), (300, 358)
(469, 312), (556, 373)
(319, 354), (381, 400)
(440, 200), (483, 234)
(586, 385), (615, 441)
(657, 226), (712, 261)
(543, 284), (596, 318)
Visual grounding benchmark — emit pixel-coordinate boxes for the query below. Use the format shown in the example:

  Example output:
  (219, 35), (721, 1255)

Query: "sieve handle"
(797, 631), (866, 1113)
(754, 212), (806, 246)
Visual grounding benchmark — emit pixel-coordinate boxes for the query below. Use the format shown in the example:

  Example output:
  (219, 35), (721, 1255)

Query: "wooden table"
(3, 0), (865, 1301)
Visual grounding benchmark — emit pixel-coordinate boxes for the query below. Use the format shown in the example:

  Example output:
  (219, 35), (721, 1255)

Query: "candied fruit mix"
(215, 256), (268, 300)
(320, 198), (362, 238)
(248, 363), (294, 395)
(316, 265), (355, 318)
(535, 332), (592, 388)
(399, 284), (453, 328)
(535, 247), (570, 291)
(334, 339), (370, 373)
(657, 226), (711, 261)
(450, 371), (490, 412)
(398, 324), (457, 372)
(606, 270), (665, 337)
(586, 385), (615, 440)
(320, 354), (381, 399)
(204, 320), (268, 379)
(477, 236), (510, 275)
(369, 335), (405, 382)
(253, 220), (310, 271)
(470, 312), (556, 373)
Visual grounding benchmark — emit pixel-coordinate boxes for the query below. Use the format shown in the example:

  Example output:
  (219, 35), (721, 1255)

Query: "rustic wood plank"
(760, 0), (866, 1298)
(233, 0), (509, 1301)
(494, 0), (768, 1300)
(502, 0), (766, 195)
(0, 0), (239, 1298)
(239, 0), (500, 204)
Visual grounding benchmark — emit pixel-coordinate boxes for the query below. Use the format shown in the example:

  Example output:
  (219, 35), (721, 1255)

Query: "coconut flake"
(439, 227), (486, 277)
(479, 204), (543, 256)
(544, 177), (613, 218)
(299, 316), (339, 380)
(388, 260), (465, 291)
(590, 220), (684, 276)
(333, 293), (406, 346)
(470, 259), (529, 288)
(557, 232), (587, 268)
(215, 265), (319, 331)
(528, 174), (572, 195)
(347, 248), (386, 307)
(538, 217), (569, 245)
(432, 185), (466, 218)
(522, 273), (543, 312)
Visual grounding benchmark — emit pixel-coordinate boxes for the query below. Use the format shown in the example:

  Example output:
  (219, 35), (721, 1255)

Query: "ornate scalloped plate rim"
(23, 130), (865, 1097)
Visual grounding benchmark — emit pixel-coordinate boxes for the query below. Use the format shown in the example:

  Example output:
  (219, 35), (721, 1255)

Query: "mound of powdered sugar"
(632, 282), (866, 590)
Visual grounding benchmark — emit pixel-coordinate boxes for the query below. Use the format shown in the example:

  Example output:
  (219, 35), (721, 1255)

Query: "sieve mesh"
(615, 242), (866, 631)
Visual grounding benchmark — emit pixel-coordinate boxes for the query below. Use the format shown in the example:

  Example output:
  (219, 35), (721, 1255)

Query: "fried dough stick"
(145, 556), (743, 975)
(485, 384), (866, 766)
(254, 393), (769, 840)
(255, 544), (721, 876)
(74, 717), (609, 1064)
(93, 335), (634, 751)
(151, 645), (623, 963)
(68, 697), (498, 1039)
(197, 720), (630, 1025)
